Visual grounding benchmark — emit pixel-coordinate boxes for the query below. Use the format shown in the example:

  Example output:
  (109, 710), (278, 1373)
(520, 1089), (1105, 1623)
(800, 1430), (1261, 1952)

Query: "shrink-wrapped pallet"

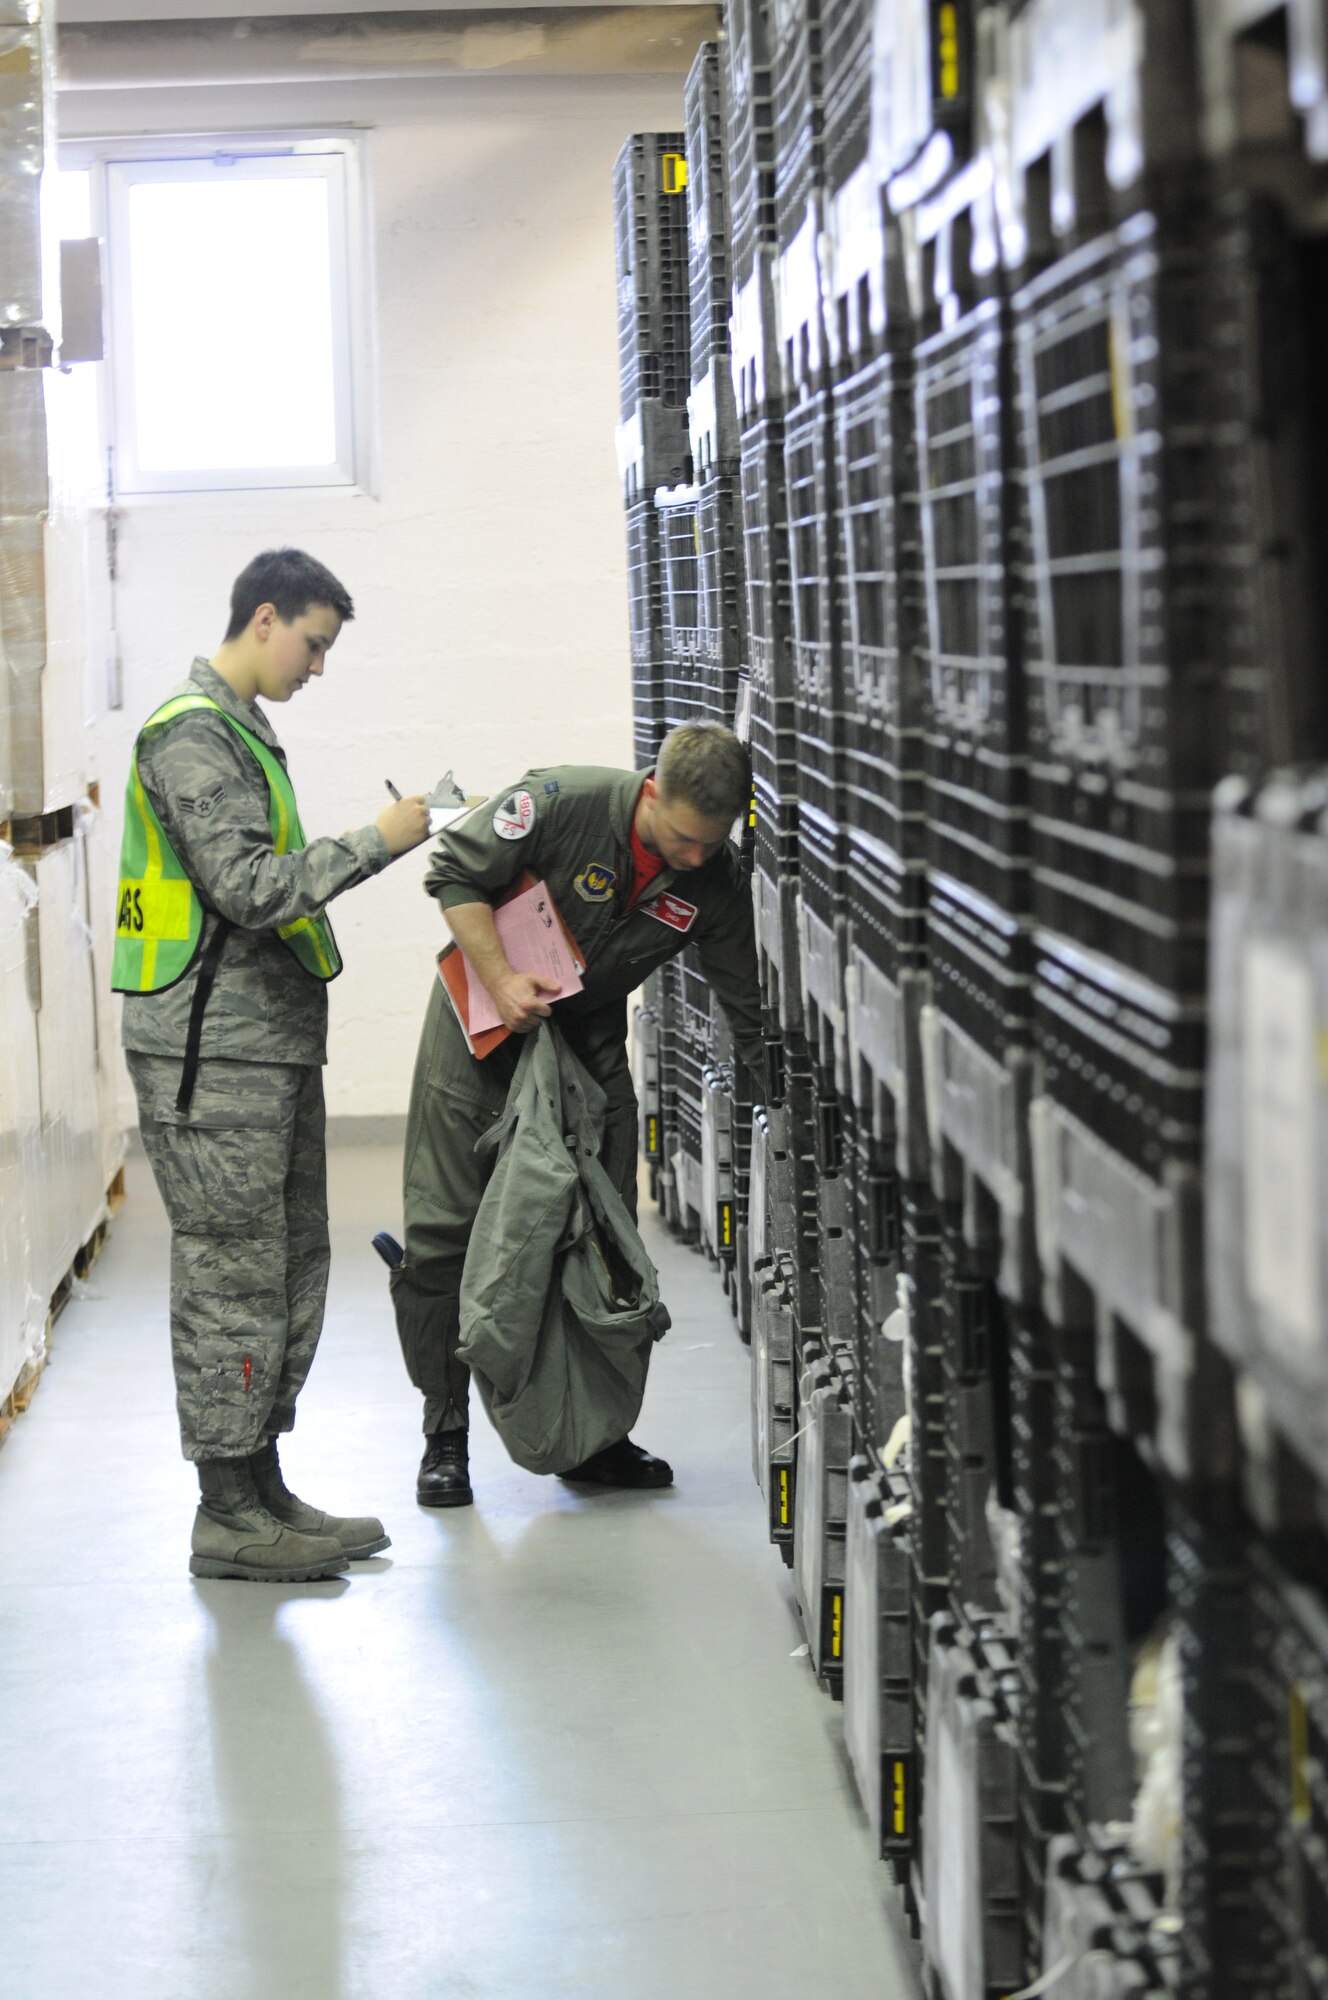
(27, 835), (104, 1302)
(0, 0), (58, 341)
(1, 366), (102, 818)
(76, 796), (126, 1191)
(0, 840), (42, 1404)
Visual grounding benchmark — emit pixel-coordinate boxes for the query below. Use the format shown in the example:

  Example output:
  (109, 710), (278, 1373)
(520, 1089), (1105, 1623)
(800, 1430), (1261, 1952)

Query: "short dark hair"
(223, 548), (355, 641)
(657, 722), (752, 824)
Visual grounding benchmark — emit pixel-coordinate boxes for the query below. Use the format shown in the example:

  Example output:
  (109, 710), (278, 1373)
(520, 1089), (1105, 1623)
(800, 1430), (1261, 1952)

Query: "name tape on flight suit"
(493, 790), (536, 840)
(646, 892), (697, 934)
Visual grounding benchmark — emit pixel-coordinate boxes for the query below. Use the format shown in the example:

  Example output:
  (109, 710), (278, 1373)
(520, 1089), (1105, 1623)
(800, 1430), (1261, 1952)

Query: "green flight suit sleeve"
(139, 712), (391, 931)
(694, 853), (765, 1073)
(425, 778), (549, 911)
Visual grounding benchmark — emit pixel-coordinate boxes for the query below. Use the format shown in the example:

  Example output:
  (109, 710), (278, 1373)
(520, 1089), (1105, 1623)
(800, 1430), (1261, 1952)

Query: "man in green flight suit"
(116, 547), (431, 1581)
(391, 721), (765, 1507)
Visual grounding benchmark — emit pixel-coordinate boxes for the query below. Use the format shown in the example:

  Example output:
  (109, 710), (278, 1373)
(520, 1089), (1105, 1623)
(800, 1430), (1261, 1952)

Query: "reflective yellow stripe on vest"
(112, 692), (342, 994)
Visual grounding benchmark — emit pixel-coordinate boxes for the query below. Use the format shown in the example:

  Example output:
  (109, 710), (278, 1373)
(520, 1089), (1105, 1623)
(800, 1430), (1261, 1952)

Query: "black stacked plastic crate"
(694, 471), (746, 729)
(1171, 1501), (1286, 2000)
(722, 0), (775, 297)
(922, 1607), (1023, 2000)
(613, 132), (692, 502)
(655, 482), (701, 735)
(685, 42), (738, 478)
(615, 132), (692, 771)
(833, 325), (928, 995)
(625, 494), (666, 769)
(916, 285), (1028, 951)
(1251, 1546), (1328, 1996)
(770, 0), (825, 258)
(1015, 208), (1217, 1187)
(936, 1220), (1012, 1616)
(820, 0), (872, 203)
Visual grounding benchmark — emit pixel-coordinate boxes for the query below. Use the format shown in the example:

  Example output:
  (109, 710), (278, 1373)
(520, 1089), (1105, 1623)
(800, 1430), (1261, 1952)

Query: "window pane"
(126, 174), (338, 472)
(51, 169), (92, 238)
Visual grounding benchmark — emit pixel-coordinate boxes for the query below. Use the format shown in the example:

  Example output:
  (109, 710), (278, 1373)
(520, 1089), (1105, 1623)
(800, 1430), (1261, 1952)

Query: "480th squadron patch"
(492, 790), (536, 840)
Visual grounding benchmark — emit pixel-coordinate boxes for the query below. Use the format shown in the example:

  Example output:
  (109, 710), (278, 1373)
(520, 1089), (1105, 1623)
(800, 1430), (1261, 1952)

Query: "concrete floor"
(0, 1143), (923, 2000)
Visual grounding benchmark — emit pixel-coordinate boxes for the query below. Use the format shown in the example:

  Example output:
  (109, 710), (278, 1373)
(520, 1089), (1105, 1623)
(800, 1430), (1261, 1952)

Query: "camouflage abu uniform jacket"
(121, 658), (391, 1067)
(426, 764), (765, 1089)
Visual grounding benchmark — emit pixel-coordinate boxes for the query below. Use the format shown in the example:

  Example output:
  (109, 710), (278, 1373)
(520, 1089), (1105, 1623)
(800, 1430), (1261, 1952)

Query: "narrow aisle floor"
(0, 1143), (923, 2000)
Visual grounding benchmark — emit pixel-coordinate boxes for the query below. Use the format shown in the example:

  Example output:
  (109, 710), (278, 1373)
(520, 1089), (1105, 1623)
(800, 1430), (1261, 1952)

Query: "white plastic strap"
(883, 1412), (911, 1470)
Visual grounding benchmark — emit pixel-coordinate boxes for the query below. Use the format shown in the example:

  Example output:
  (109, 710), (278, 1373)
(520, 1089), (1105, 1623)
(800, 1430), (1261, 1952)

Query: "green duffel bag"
(457, 1024), (670, 1476)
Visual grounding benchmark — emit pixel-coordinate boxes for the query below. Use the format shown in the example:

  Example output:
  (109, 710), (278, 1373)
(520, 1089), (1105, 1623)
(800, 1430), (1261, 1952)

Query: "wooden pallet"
(0, 1171), (123, 1444)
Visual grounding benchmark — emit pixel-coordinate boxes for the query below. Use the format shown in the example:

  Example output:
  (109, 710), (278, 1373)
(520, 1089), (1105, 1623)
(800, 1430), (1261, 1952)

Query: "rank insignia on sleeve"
(492, 790), (536, 840)
(574, 863), (617, 903)
(179, 783), (225, 819)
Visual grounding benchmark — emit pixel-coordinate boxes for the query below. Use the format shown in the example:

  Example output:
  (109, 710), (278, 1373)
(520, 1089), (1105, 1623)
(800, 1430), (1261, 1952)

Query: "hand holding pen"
(377, 780), (430, 856)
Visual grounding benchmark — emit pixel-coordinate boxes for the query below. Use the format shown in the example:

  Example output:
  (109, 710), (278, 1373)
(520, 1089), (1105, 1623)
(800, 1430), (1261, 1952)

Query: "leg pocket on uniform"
(389, 1261), (460, 1401)
(191, 1325), (282, 1453)
(149, 1067), (301, 1239)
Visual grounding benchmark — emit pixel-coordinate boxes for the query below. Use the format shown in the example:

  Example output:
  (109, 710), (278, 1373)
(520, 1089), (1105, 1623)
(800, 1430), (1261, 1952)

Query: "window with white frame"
(102, 143), (362, 495)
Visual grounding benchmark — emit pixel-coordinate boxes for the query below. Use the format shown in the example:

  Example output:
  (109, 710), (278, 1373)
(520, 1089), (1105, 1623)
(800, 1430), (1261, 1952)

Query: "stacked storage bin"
(1193, 47), (1328, 1990)
(1, 17), (123, 1427)
(613, 132), (690, 1220)
(683, 44), (750, 1306)
(726, 0), (801, 1037)
(620, 3), (1328, 1993)
(613, 132), (691, 770)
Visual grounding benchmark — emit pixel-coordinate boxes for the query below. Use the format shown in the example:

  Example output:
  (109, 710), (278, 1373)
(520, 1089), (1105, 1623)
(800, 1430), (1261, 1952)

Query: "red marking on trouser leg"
(243, 1355), (252, 1392)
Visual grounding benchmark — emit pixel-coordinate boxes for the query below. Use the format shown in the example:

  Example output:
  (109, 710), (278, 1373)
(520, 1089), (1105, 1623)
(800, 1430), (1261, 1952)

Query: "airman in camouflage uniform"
(393, 722), (765, 1507)
(119, 549), (430, 1581)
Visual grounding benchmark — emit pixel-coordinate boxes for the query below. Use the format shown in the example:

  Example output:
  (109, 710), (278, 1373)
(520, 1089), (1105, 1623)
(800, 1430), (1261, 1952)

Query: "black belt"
(175, 916), (233, 1115)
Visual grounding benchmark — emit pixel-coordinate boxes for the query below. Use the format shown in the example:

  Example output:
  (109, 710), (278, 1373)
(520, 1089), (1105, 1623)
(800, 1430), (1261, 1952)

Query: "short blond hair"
(657, 723), (752, 825)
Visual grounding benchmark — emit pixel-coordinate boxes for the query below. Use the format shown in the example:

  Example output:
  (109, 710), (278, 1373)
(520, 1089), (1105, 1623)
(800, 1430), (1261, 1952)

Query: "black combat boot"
(417, 1430), (473, 1508)
(560, 1436), (674, 1489)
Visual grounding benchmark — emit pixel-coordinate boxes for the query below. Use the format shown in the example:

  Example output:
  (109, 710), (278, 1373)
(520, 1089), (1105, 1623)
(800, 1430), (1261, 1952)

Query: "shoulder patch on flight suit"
(646, 892), (698, 934)
(492, 790), (536, 841)
(573, 863), (617, 904)
(543, 780), (560, 795)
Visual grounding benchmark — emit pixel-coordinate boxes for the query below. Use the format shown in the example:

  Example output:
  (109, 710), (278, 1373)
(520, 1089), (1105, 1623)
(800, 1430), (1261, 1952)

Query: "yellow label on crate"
(892, 1759), (908, 1836)
(719, 1201), (733, 1249)
(938, 4), (960, 99)
(1291, 1683), (1311, 1825)
(778, 1465), (790, 1527)
(115, 877), (193, 942)
(662, 152), (688, 195)
(646, 1115), (660, 1160)
(1109, 298), (1134, 445)
(830, 1591), (843, 1660)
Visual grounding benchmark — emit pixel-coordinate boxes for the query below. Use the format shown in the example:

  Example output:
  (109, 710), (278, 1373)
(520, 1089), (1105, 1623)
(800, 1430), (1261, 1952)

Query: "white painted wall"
(68, 71), (687, 1121)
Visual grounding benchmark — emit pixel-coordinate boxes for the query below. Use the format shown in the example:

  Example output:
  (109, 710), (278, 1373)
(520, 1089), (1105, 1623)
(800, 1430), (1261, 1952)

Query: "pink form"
(464, 880), (584, 1034)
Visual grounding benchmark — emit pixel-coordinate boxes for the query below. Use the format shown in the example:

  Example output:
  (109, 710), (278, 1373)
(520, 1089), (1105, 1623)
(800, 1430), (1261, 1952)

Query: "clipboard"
(436, 871), (584, 1059)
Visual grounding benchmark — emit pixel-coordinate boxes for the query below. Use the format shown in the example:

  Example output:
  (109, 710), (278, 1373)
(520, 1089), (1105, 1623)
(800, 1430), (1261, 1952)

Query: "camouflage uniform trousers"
(391, 979), (639, 1435)
(126, 1052), (330, 1463)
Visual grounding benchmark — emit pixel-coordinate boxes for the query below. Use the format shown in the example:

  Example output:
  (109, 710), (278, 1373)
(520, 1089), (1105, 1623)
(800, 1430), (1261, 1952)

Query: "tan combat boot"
(191, 1457), (349, 1581)
(249, 1438), (391, 1560)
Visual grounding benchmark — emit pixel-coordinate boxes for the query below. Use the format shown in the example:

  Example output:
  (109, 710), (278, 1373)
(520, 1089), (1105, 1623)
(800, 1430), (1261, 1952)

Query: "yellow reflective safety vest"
(112, 692), (342, 993)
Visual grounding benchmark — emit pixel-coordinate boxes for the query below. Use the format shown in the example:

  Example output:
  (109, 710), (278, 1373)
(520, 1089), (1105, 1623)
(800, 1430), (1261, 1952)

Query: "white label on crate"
(1243, 938), (1321, 1362)
(932, 1712), (978, 2000)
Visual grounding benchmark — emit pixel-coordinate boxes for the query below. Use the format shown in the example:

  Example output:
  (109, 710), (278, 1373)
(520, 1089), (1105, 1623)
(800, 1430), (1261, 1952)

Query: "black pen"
(384, 780), (402, 801)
